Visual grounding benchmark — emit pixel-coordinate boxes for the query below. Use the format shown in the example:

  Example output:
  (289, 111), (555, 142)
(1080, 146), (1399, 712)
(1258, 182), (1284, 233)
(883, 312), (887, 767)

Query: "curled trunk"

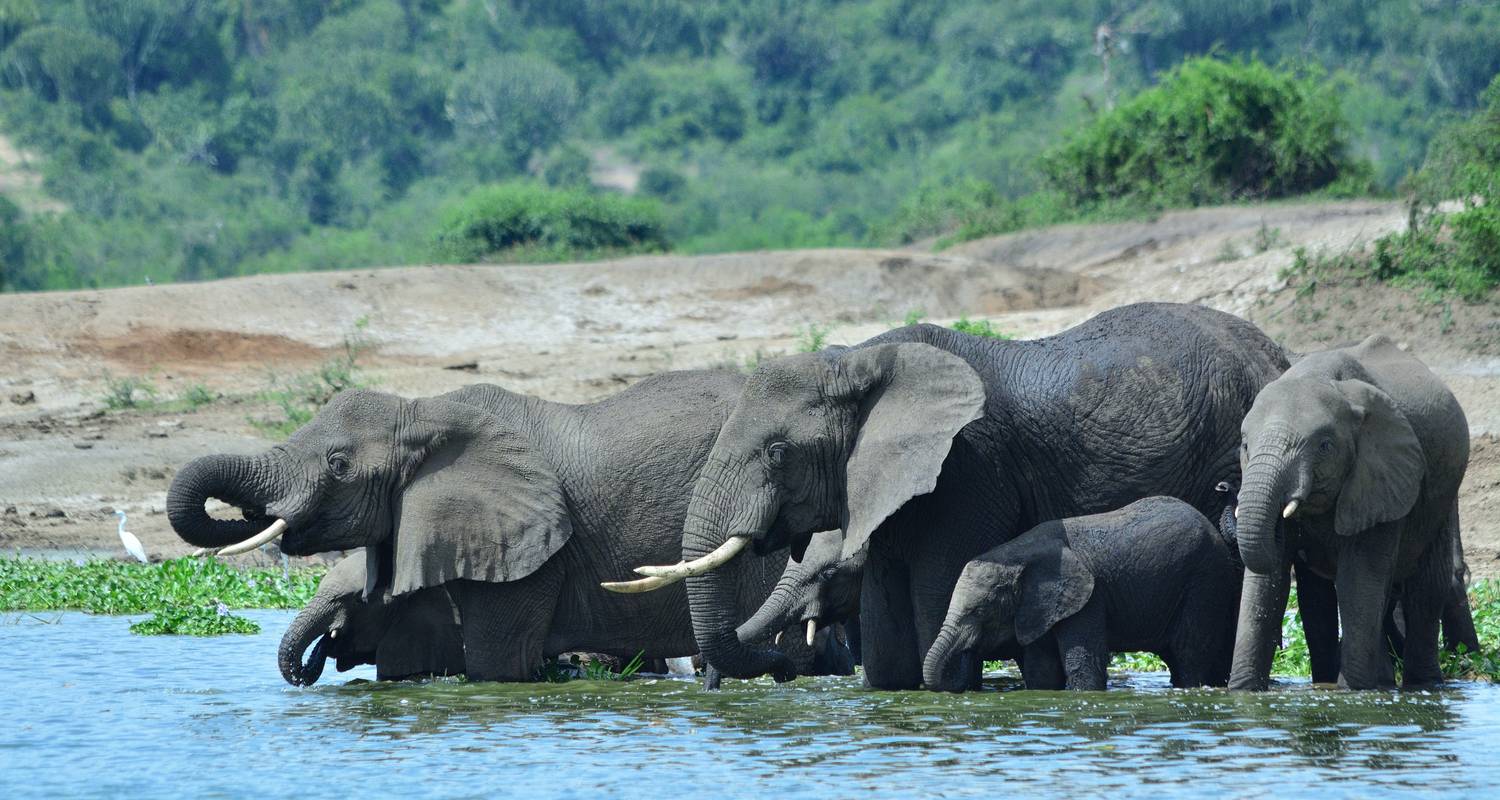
(166, 453), (282, 548)
(735, 581), (798, 645)
(279, 598), (336, 686)
(922, 623), (975, 692)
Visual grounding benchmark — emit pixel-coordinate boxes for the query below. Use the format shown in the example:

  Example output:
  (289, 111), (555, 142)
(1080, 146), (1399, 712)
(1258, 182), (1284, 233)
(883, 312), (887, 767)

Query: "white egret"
(115, 510), (149, 564)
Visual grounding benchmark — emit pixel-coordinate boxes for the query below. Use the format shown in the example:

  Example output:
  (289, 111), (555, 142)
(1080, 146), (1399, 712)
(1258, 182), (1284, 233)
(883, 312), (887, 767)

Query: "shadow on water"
(3, 611), (1493, 797)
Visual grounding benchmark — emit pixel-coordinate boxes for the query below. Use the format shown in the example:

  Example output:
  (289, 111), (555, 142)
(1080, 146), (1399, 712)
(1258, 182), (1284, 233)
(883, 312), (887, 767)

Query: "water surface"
(5, 611), (1497, 797)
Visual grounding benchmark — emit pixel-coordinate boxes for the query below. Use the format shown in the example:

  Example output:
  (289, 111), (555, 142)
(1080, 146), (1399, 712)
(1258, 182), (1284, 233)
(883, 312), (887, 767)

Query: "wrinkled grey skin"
(1229, 335), (1471, 690)
(283, 551), (852, 686)
(735, 525), (865, 662)
(680, 303), (1288, 689)
(170, 371), (848, 682)
(925, 497), (1242, 692)
(280, 554), (463, 686)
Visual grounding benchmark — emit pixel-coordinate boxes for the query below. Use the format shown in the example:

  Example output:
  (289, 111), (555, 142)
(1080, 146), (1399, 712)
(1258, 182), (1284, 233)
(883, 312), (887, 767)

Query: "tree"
(81, 0), (205, 104)
(446, 54), (578, 172)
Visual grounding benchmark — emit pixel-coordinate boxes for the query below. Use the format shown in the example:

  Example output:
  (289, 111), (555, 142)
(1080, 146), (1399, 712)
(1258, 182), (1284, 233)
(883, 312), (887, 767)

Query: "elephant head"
(1234, 375), (1423, 575)
(168, 388), (573, 599)
(735, 529), (863, 651)
(612, 342), (985, 679)
(280, 554), (464, 686)
(923, 526), (1094, 691)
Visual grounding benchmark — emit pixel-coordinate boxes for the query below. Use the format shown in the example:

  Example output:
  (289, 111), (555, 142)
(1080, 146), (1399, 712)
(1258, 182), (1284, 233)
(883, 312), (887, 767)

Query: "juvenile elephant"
(282, 550), (854, 686)
(1229, 335), (1470, 690)
(615, 303), (1289, 689)
(168, 371), (846, 682)
(924, 497), (1242, 691)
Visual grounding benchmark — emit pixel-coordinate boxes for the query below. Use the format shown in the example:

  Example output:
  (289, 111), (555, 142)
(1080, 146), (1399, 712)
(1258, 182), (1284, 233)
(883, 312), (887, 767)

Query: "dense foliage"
(1, 1), (1498, 291)
(0, 556), (322, 614)
(432, 181), (668, 262)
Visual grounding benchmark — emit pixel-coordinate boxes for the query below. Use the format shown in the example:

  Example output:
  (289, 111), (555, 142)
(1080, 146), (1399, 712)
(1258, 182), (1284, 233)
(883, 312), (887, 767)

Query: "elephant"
(616, 302), (1290, 689)
(923, 497), (1242, 692)
(282, 550), (855, 686)
(279, 553), (463, 686)
(167, 370), (851, 682)
(1228, 334), (1471, 690)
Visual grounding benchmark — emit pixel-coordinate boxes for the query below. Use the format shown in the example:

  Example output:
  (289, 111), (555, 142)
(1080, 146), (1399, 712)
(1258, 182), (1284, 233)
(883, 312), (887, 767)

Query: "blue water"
(4, 611), (1498, 798)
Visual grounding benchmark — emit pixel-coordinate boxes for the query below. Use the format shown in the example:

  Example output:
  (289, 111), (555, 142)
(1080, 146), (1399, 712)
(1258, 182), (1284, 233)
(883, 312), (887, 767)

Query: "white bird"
(115, 510), (149, 564)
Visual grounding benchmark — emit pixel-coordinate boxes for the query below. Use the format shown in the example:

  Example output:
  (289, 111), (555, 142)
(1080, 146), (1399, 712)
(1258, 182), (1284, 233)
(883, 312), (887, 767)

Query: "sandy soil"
(2, 199), (1495, 575)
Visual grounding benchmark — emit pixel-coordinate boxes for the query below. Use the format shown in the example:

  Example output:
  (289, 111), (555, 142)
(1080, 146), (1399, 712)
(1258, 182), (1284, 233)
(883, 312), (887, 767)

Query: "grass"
(541, 650), (647, 682)
(796, 323), (831, 353)
(129, 603), (262, 636)
(951, 317), (1014, 340)
(101, 374), (159, 410)
(251, 317), (372, 438)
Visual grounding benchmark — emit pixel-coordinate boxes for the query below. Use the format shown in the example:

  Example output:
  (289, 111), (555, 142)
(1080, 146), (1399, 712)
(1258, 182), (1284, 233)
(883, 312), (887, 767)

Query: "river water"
(4, 610), (1498, 798)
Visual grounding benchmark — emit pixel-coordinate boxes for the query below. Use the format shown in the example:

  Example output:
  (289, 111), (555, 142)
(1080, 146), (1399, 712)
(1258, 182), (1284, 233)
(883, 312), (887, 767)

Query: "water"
(5, 611), (1499, 798)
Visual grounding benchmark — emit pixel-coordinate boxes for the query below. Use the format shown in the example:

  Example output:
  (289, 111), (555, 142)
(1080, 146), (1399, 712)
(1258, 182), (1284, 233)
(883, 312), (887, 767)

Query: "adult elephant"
(615, 303), (1288, 689)
(1228, 335), (1471, 689)
(167, 371), (850, 682)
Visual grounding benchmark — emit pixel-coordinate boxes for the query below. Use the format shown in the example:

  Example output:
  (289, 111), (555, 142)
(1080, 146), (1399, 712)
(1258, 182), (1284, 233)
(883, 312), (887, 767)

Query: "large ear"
(1333, 379), (1424, 537)
(1014, 545), (1094, 647)
(390, 398), (573, 596)
(837, 343), (986, 558)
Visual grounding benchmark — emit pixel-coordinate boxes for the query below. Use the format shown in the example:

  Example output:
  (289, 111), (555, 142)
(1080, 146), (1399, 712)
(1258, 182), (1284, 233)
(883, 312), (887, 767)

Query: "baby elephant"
(924, 496), (1242, 692)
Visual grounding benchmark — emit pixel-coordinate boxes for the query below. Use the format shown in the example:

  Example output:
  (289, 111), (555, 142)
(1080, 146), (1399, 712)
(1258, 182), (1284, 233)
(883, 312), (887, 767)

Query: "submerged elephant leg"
(1229, 565), (1292, 691)
(452, 566), (564, 682)
(859, 546), (922, 690)
(1020, 638), (1065, 690)
(1334, 524), (1401, 690)
(1293, 561), (1341, 684)
(1051, 599), (1108, 691)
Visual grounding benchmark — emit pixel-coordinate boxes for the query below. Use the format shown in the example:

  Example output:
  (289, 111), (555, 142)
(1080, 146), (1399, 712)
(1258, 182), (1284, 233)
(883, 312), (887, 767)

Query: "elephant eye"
(766, 441), (789, 467)
(1317, 439), (1334, 455)
(328, 454), (351, 476)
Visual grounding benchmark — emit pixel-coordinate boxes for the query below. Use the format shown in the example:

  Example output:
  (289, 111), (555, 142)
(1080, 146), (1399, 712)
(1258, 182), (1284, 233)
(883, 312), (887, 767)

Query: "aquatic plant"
(129, 603), (261, 636)
(0, 556), (323, 615)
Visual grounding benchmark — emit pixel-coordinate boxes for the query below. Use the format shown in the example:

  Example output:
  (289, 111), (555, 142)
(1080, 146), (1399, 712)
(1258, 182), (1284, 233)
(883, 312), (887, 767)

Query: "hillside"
(1, 199), (1495, 574)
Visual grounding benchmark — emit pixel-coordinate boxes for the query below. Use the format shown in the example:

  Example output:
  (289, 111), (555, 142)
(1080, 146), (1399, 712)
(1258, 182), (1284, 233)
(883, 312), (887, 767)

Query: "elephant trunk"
(1235, 447), (1297, 575)
(279, 596), (338, 687)
(736, 580), (798, 645)
(922, 622), (976, 692)
(683, 463), (796, 682)
(166, 452), (285, 549)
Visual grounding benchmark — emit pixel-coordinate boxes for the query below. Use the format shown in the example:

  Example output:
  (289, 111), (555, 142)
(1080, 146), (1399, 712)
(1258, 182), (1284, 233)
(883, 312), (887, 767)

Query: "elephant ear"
(1333, 379), (1424, 537)
(390, 398), (573, 596)
(1014, 545), (1095, 647)
(837, 343), (986, 559)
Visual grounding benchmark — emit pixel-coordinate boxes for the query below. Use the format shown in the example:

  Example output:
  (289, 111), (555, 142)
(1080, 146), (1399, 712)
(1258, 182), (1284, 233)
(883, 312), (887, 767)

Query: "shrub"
(1043, 57), (1371, 209)
(431, 182), (669, 263)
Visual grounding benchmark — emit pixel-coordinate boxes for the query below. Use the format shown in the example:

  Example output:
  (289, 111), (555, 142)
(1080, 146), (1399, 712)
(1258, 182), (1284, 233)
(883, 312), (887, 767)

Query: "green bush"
(129, 604), (260, 636)
(431, 182), (669, 263)
(0, 556), (322, 614)
(1043, 57), (1372, 208)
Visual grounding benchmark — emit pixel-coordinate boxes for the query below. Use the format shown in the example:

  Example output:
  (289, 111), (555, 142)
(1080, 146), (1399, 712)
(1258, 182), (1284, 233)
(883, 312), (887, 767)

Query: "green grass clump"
(101, 374), (159, 410)
(541, 650), (647, 683)
(951, 317), (1014, 340)
(252, 317), (371, 438)
(129, 604), (261, 636)
(0, 557), (323, 615)
(431, 182), (669, 263)
(796, 323), (831, 353)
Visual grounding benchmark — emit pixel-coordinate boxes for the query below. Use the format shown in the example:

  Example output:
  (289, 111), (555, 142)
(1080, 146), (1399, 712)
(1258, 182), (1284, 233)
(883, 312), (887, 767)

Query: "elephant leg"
(1051, 599), (1108, 691)
(1294, 561), (1341, 684)
(846, 616), (863, 666)
(859, 547), (922, 690)
(701, 665), (722, 691)
(1229, 564), (1292, 691)
(1020, 638), (1065, 690)
(1399, 540), (1449, 688)
(1334, 523), (1401, 690)
(452, 567), (563, 682)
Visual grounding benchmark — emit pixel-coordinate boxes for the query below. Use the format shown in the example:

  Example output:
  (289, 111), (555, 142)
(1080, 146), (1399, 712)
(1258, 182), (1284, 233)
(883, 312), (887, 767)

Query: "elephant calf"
(924, 497), (1242, 692)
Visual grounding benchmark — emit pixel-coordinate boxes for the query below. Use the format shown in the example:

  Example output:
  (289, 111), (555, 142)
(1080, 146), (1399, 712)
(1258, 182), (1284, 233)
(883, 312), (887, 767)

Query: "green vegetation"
(100, 373), (158, 410)
(541, 650), (647, 682)
(795, 322), (831, 353)
(1286, 74), (1500, 302)
(431, 181), (669, 263)
(130, 603), (261, 636)
(2, 2), (1497, 291)
(0, 556), (322, 630)
(951, 317), (1013, 340)
(252, 316), (372, 437)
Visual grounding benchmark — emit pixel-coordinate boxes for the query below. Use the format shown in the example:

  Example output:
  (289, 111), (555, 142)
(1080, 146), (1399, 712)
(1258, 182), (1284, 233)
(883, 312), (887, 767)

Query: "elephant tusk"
(190, 546), (215, 557)
(328, 627), (339, 640)
(1234, 507), (1240, 520)
(774, 631), (783, 646)
(632, 535), (751, 580)
(805, 619), (817, 647)
(600, 575), (678, 594)
(215, 519), (288, 556)
(1283, 500), (1300, 519)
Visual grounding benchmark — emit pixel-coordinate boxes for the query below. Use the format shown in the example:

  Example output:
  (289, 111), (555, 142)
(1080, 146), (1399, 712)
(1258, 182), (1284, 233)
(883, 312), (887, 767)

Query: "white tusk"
(215, 519), (288, 556)
(1234, 507), (1240, 520)
(190, 547), (215, 557)
(328, 627), (339, 640)
(805, 619), (817, 647)
(774, 631), (783, 646)
(632, 535), (751, 580)
(600, 575), (678, 594)
(1283, 500), (1300, 519)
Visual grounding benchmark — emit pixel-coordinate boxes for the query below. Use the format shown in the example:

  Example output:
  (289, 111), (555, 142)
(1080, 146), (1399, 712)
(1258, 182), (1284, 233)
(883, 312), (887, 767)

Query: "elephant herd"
(167, 302), (1478, 692)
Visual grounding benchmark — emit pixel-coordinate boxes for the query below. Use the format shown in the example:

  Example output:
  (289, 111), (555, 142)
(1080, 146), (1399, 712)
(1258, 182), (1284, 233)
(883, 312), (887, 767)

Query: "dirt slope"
(1, 199), (1495, 575)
